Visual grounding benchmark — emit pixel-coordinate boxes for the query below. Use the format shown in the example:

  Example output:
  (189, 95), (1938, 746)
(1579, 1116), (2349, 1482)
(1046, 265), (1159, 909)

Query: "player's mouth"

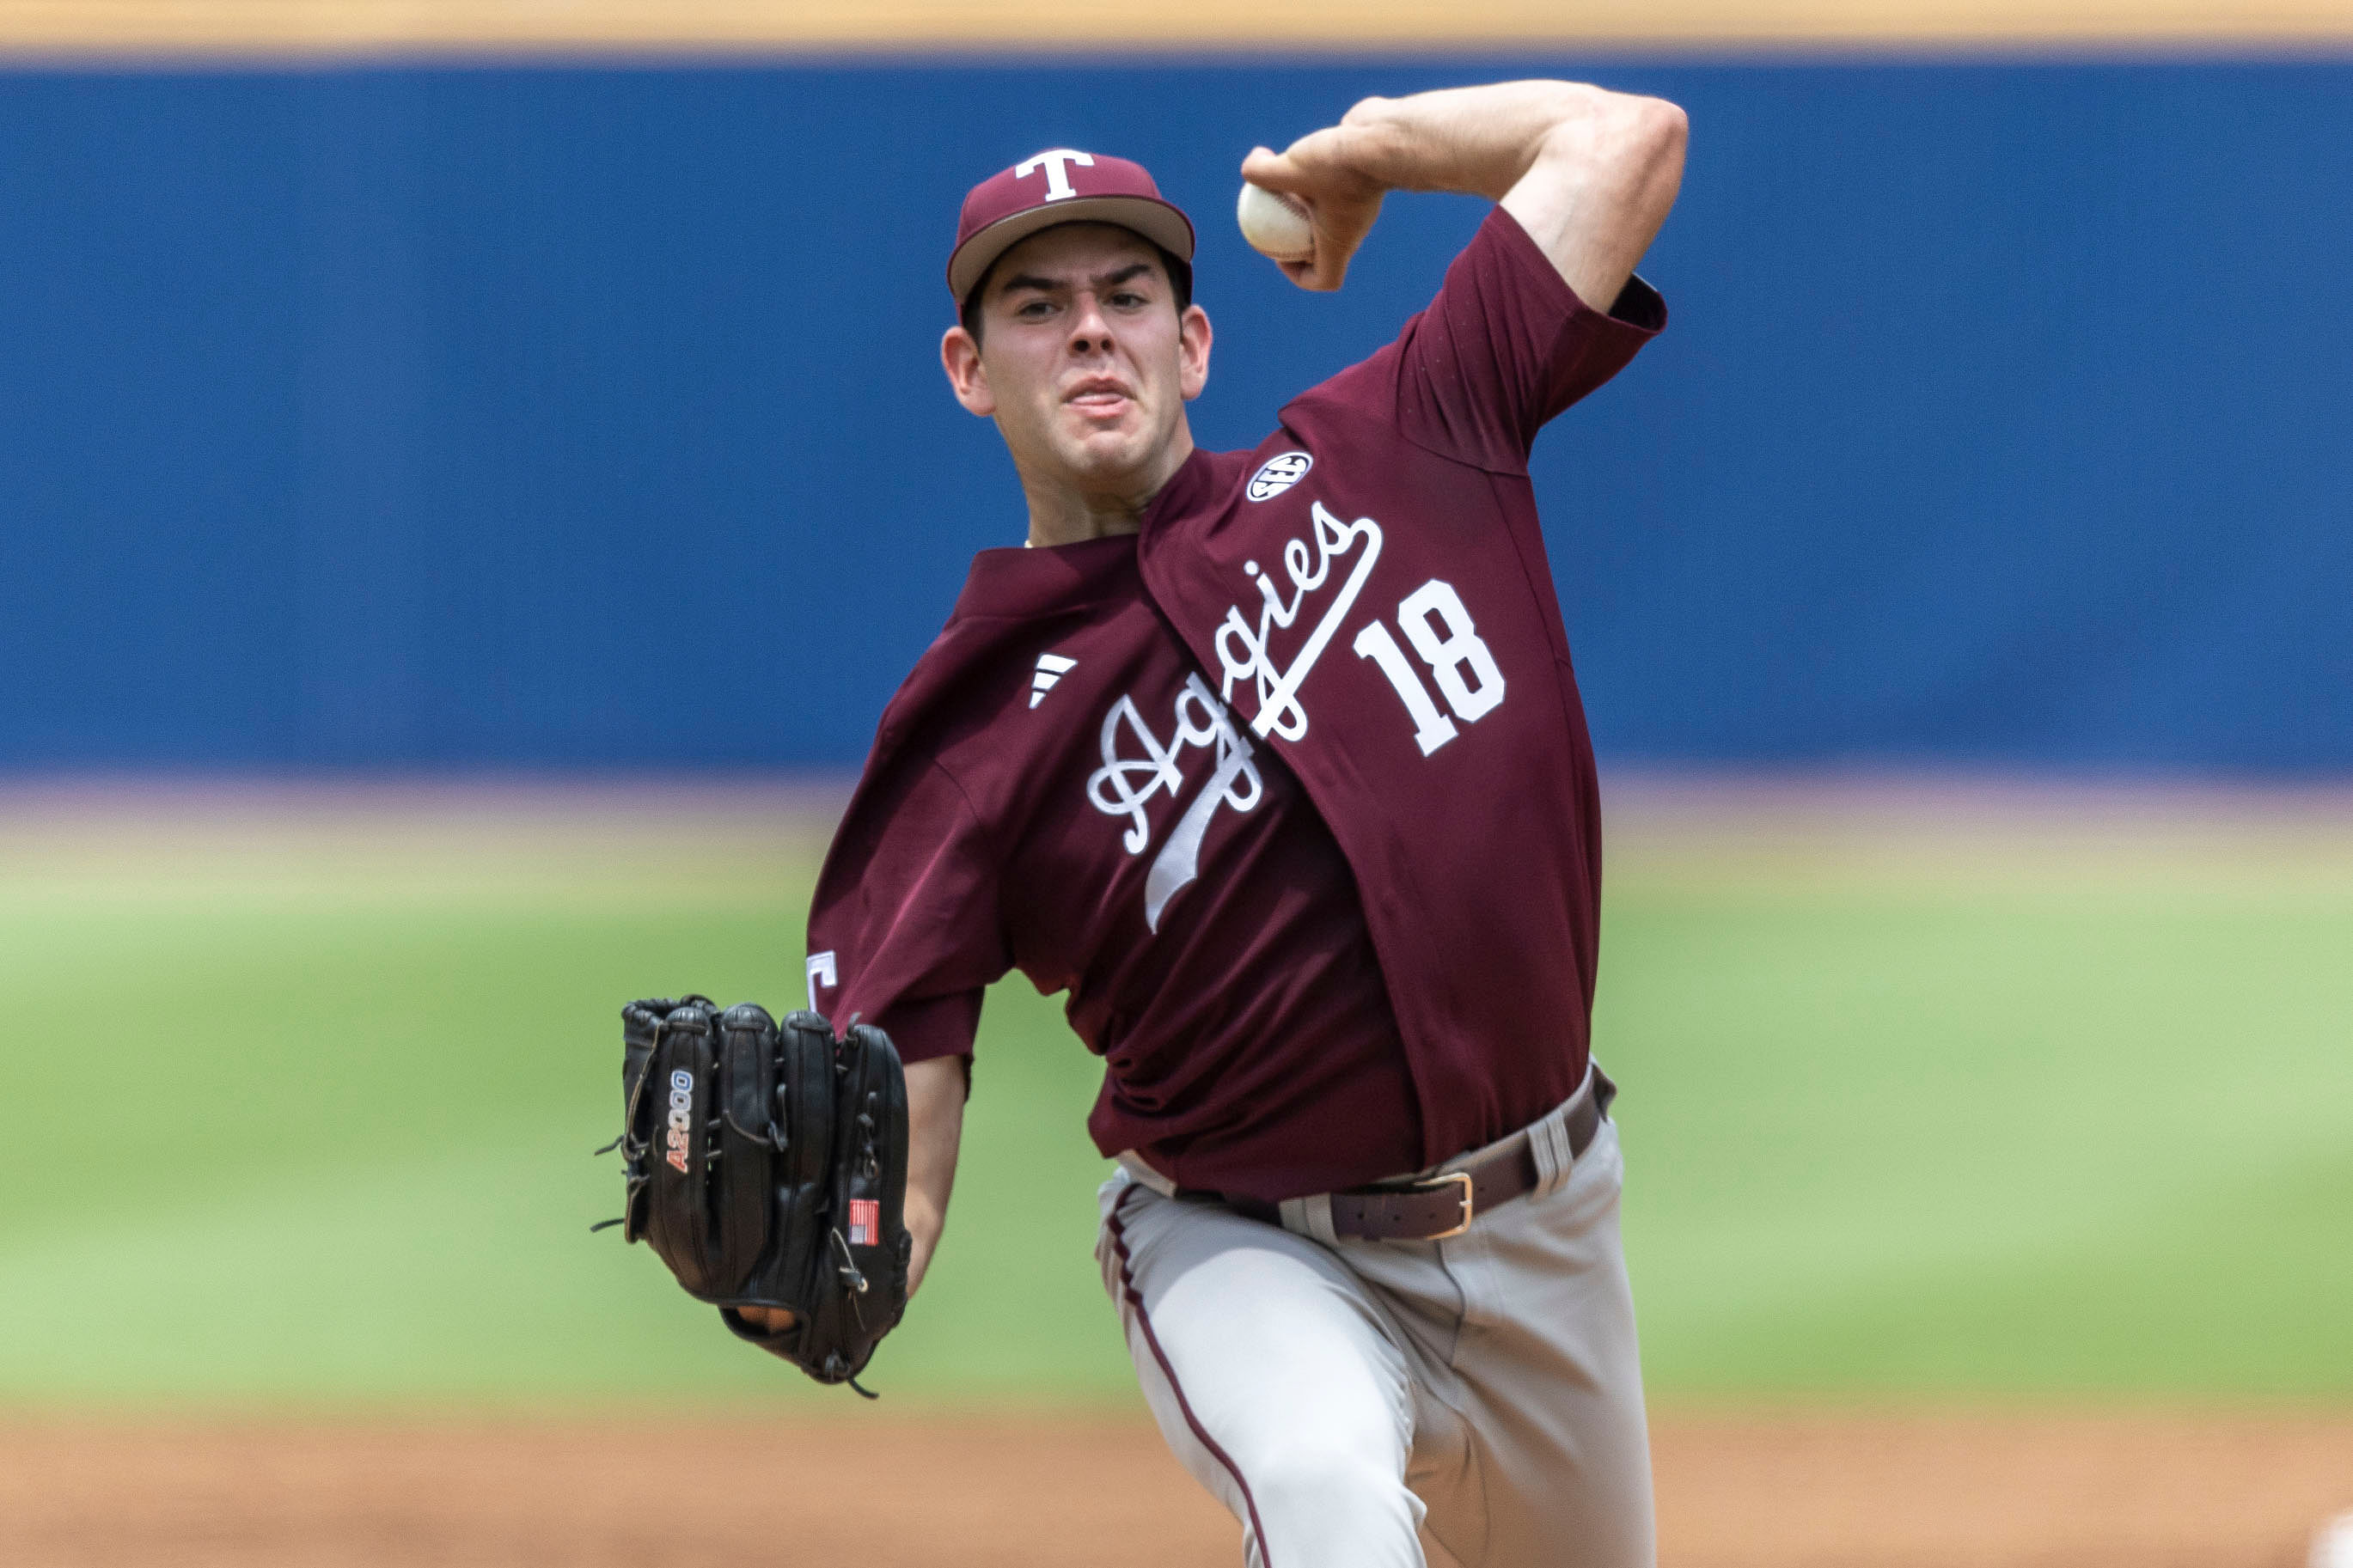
(1063, 376), (1136, 419)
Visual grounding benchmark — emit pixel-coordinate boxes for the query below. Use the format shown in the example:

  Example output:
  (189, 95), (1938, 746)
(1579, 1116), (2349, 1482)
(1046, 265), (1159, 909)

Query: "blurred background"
(0, 3), (2348, 1565)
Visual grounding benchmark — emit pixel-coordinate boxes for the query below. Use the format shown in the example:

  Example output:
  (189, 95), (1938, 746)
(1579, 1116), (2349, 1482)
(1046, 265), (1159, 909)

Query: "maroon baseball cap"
(947, 149), (1196, 304)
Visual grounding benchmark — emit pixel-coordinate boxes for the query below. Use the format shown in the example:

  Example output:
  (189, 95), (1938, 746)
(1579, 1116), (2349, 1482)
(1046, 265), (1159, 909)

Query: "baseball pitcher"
(747, 79), (1684, 1566)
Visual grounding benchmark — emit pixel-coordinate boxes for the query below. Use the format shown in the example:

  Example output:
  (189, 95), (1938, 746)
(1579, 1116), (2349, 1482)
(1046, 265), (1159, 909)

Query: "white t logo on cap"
(1016, 149), (1095, 202)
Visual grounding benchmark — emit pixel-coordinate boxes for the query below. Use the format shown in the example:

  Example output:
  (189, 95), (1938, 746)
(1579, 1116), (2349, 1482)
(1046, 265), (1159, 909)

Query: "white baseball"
(1237, 182), (1316, 262)
(2313, 1513), (2353, 1568)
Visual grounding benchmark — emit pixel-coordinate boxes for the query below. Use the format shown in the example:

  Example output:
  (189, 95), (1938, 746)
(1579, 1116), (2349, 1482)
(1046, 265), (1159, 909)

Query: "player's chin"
(1050, 426), (1158, 481)
(1052, 404), (1145, 448)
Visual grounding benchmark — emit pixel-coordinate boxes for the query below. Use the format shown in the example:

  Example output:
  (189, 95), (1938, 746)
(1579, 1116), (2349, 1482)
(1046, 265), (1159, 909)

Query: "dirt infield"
(0, 1410), (2344, 1566)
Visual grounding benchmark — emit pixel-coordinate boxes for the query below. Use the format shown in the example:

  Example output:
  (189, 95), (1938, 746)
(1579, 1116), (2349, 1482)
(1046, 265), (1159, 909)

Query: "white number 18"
(1352, 579), (1507, 756)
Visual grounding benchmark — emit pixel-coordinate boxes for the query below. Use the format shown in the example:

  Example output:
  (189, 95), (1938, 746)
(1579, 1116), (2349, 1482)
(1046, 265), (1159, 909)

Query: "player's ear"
(1178, 304), (1212, 401)
(941, 325), (996, 417)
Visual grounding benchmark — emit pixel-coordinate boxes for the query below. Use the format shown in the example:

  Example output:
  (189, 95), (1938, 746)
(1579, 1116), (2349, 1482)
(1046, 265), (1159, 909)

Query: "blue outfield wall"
(0, 61), (2347, 772)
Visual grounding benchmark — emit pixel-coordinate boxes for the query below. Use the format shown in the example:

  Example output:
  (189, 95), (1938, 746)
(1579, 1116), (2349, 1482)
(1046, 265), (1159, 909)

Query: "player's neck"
(1020, 425), (1196, 548)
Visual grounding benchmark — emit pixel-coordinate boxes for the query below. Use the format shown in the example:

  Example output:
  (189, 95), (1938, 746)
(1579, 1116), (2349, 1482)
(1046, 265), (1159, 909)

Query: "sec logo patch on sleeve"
(1247, 451), (1311, 501)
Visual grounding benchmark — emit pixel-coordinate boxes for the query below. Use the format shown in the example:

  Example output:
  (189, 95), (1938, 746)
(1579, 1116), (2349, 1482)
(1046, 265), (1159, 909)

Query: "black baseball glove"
(598, 997), (913, 1395)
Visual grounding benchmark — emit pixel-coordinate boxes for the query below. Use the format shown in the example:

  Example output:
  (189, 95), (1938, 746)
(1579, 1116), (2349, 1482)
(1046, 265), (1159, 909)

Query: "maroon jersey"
(807, 208), (1664, 1201)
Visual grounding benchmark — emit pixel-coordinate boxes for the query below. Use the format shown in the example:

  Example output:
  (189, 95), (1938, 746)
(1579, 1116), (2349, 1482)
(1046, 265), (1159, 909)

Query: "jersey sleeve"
(1299, 205), (1666, 475)
(805, 756), (1010, 1066)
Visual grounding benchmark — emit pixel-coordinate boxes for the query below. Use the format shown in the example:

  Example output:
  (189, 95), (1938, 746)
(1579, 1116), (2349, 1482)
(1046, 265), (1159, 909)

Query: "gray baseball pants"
(1096, 1069), (1653, 1568)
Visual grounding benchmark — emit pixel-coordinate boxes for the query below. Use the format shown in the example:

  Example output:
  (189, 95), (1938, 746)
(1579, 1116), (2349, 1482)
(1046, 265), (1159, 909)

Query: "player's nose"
(1066, 291), (1116, 353)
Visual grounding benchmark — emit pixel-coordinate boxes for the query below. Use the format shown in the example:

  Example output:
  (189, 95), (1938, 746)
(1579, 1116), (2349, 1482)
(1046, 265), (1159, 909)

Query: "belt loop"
(1529, 1107), (1575, 1196)
(1279, 1191), (1338, 1245)
(1530, 1063), (1601, 1197)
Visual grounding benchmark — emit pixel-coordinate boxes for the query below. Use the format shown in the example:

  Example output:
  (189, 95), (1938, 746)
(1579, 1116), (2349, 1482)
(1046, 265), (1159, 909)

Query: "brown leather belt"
(1190, 1069), (1616, 1242)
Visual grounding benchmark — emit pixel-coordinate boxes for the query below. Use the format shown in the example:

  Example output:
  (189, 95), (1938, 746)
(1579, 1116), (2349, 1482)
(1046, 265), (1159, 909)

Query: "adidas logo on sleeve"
(1030, 652), (1077, 709)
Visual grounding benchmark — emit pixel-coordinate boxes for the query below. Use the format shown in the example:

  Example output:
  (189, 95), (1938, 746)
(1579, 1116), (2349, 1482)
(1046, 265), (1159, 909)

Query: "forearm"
(1331, 82), (1635, 203)
(1240, 79), (1685, 302)
(901, 1052), (966, 1297)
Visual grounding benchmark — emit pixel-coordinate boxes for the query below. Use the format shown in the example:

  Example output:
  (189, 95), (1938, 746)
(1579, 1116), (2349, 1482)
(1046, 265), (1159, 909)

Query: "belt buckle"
(1408, 1170), (1475, 1240)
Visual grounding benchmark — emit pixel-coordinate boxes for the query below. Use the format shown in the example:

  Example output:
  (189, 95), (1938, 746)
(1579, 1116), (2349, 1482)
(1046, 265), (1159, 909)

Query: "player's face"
(943, 223), (1211, 501)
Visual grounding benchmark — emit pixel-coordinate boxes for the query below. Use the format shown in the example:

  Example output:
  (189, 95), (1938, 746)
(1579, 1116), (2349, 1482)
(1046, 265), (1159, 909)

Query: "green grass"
(1604, 872), (2353, 1401)
(0, 798), (2345, 1409)
(0, 842), (1134, 1408)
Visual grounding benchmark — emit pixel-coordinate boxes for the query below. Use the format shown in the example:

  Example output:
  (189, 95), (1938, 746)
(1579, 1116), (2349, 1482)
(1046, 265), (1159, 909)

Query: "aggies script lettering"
(1085, 478), (1513, 932)
(1210, 485), (1507, 759)
(1214, 500), (1384, 743)
(1085, 673), (1263, 933)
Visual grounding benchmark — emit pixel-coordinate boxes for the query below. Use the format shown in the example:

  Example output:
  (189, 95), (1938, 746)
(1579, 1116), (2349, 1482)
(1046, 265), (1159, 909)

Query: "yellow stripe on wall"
(1, 0), (2350, 57)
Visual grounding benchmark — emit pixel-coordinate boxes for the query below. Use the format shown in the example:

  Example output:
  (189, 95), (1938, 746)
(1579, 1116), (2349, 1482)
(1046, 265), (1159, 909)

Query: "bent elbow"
(1614, 95), (1688, 215)
(1537, 89), (1687, 177)
(1626, 95), (1689, 169)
